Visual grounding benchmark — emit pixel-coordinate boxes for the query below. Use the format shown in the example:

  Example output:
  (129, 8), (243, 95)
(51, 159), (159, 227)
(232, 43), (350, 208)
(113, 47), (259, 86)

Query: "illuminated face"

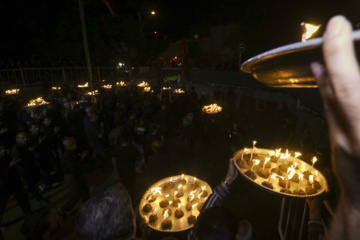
(16, 133), (28, 145)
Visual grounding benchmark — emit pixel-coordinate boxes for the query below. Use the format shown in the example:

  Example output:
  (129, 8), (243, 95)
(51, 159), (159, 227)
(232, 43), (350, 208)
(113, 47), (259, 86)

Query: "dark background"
(0, 0), (359, 66)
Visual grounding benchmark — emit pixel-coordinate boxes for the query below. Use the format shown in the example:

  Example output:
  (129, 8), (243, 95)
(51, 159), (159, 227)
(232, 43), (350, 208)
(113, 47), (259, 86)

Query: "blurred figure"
(57, 137), (89, 216)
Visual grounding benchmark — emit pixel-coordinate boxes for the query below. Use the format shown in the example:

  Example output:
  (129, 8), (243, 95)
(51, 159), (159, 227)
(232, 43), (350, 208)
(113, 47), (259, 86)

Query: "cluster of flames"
(137, 81), (150, 87)
(78, 82), (89, 88)
(162, 87), (171, 90)
(51, 86), (61, 90)
(202, 103), (222, 114)
(174, 88), (185, 94)
(102, 84), (112, 89)
(146, 174), (208, 221)
(5, 89), (19, 95)
(85, 90), (99, 95)
(116, 81), (126, 86)
(244, 141), (319, 188)
(26, 97), (49, 107)
(143, 87), (153, 92)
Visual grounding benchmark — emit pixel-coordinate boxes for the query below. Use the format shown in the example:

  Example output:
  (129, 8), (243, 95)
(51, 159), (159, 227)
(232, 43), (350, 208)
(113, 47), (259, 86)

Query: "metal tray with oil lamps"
(139, 175), (212, 232)
(234, 148), (327, 198)
(240, 30), (360, 88)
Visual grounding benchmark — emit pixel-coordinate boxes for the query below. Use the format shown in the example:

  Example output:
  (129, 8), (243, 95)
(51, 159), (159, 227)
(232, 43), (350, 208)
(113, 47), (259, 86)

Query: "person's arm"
(311, 15), (360, 240)
(188, 158), (239, 240)
(307, 195), (326, 240)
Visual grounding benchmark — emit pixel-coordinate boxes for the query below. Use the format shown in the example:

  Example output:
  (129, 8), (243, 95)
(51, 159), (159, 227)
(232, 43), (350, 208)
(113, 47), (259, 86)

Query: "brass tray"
(139, 175), (212, 232)
(240, 30), (360, 88)
(234, 148), (327, 198)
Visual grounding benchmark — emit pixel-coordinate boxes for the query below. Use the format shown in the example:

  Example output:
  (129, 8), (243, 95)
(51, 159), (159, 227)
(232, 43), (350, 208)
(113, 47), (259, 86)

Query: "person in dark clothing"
(112, 134), (140, 198)
(28, 123), (53, 187)
(10, 132), (47, 202)
(0, 144), (31, 230)
(57, 137), (89, 216)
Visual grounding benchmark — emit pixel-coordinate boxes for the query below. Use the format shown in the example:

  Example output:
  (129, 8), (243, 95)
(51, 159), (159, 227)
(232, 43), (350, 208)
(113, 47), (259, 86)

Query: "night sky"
(0, 0), (359, 65)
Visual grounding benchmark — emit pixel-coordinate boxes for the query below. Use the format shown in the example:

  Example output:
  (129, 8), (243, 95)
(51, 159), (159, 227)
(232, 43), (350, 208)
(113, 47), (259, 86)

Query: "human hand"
(311, 16), (360, 202)
(224, 157), (239, 184)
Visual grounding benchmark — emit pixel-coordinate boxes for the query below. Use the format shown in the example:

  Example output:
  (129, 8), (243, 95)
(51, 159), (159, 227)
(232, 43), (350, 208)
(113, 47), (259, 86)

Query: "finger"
(322, 15), (360, 99)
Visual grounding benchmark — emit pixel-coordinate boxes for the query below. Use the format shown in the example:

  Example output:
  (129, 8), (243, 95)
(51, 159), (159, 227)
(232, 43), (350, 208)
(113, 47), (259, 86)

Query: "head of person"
(63, 137), (77, 150)
(196, 207), (238, 240)
(16, 132), (28, 146)
(76, 183), (135, 240)
(30, 123), (40, 135)
(0, 143), (8, 158)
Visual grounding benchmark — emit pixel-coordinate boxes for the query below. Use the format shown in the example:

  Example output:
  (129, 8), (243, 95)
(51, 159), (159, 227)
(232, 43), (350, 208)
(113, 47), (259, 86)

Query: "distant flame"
(27, 97), (49, 107)
(311, 157), (317, 165)
(253, 141), (257, 149)
(192, 203), (198, 209)
(315, 171), (318, 177)
(268, 150), (275, 156)
(174, 88), (185, 94)
(244, 148), (249, 152)
(265, 157), (270, 164)
(78, 82), (89, 88)
(116, 81), (126, 86)
(294, 152), (302, 158)
(202, 103), (222, 114)
(102, 84), (112, 89)
(137, 81), (149, 87)
(51, 87), (61, 90)
(301, 22), (321, 42)
(5, 89), (20, 95)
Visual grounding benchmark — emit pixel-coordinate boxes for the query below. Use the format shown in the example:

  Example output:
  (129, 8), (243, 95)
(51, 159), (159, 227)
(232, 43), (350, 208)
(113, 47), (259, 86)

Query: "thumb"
(322, 15), (360, 95)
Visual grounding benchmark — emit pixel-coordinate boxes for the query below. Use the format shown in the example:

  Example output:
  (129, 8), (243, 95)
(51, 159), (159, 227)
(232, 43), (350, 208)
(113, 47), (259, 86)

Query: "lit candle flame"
(309, 175), (314, 184)
(244, 148), (249, 152)
(151, 187), (162, 195)
(294, 152), (302, 158)
(268, 150), (275, 156)
(287, 166), (296, 180)
(192, 203), (198, 209)
(311, 157), (317, 165)
(165, 194), (169, 198)
(178, 184), (183, 189)
(163, 209), (169, 219)
(315, 171), (318, 177)
(301, 22), (321, 42)
(253, 159), (260, 165)
(201, 186), (205, 190)
(299, 174), (304, 181)
(51, 87), (61, 90)
(178, 203), (184, 209)
(263, 157), (270, 170)
(293, 162), (298, 168)
(253, 141), (257, 149)
(162, 87), (171, 90)
(275, 148), (282, 157)
(275, 174), (285, 180)
(181, 174), (184, 179)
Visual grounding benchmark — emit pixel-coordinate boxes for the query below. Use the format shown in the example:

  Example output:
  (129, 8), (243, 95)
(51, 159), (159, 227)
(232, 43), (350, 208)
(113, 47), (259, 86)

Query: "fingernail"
(325, 15), (346, 38)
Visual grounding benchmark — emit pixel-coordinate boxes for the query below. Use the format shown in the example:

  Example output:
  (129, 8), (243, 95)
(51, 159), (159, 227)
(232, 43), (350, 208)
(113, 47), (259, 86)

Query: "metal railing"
(0, 67), (131, 87)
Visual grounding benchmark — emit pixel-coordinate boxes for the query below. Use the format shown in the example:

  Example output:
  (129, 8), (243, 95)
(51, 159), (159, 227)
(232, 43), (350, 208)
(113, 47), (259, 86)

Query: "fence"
(0, 67), (130, 87)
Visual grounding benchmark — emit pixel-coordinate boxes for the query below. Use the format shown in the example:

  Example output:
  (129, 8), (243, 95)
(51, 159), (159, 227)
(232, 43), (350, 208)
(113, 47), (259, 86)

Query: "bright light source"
(151, 11), (155, 15)
(119, 62), (125, 67)
(154, 31), (157, 34)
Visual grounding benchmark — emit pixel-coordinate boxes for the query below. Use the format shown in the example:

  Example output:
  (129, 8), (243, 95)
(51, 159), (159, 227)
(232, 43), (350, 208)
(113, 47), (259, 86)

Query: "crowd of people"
(1, 15), (359, 240)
